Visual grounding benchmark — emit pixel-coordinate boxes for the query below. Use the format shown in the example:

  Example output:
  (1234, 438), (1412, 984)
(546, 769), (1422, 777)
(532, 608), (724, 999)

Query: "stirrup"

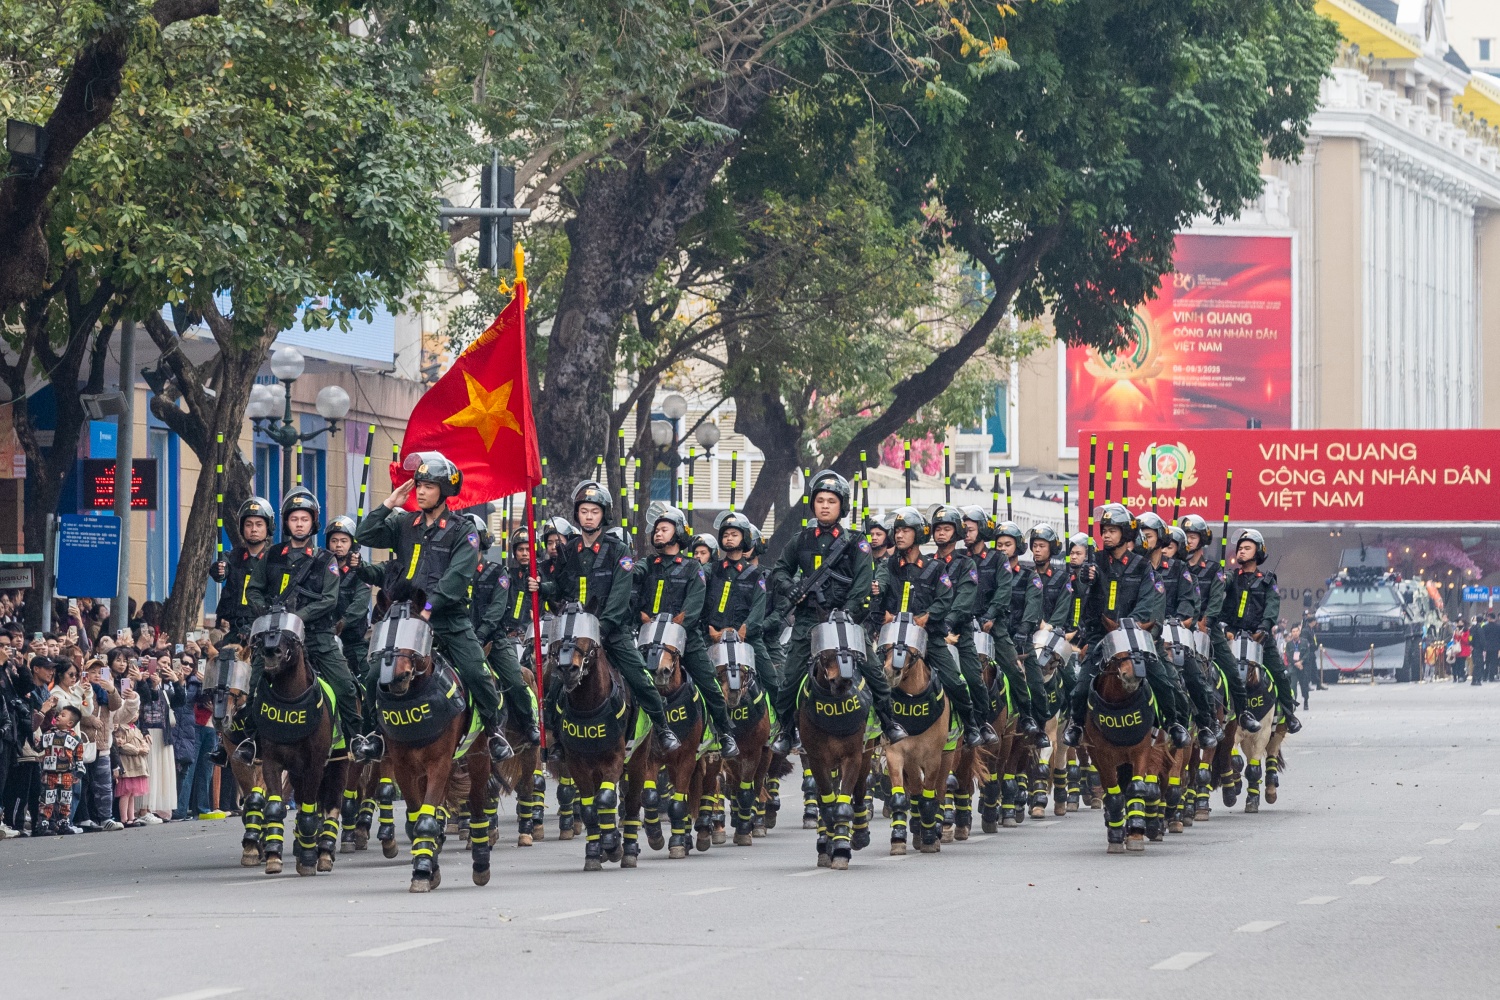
(979, 722), (1001, 746)
(1238, 712), (1262, 733)
(656, 725), (683, 753)
(487, 727), (515, 762)
(718, 732), (739, 759)
(352, 732), (384, 763)
(231, 738), (258, 766)
(770, 727), (796, 756)
(1061, 722), (1083, 747)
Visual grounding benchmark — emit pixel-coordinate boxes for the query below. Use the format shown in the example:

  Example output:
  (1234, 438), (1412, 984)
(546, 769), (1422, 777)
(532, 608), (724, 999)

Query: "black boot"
(1061, 720), (1083, 747)
(718, 732), (739, 759)
(1030, 717), (1051, 749)
(208, 741), (229, 768)
(653, 714), (683, 753)
(1238, 711), (1262, 733)
(351, 732), (384, 764)
(1195, 720), (1218, 749)
(1019, 715), (1041, 738)
(486, 721), (515, 762)
(1283, 710), (1302, 734)
(232, 736), (258, 766)
(771, 720), (797, 756)
(964, 725), (985, 748)
(979, 722), (1000, 746)
(511, 711), (541, 748)
(877, 707), (908, 744)
(1167, 722), (1190, 749)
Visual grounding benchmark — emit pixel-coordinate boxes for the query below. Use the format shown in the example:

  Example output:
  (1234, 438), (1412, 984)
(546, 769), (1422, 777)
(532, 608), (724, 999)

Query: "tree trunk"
(537, 75), (772, 509)
(733, 383), (803, 537)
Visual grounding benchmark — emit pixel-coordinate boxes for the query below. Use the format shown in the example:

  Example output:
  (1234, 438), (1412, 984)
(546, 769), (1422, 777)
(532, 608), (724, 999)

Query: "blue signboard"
(56, 514), (120, 598)
(1461, 586), (1491, 603)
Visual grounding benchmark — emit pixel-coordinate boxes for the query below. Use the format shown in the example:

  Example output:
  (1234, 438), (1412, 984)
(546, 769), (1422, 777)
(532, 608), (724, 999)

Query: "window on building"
(144, 425), (179, 602)
(1481, 38), (1492, 62)
(254, 444), (281, 503)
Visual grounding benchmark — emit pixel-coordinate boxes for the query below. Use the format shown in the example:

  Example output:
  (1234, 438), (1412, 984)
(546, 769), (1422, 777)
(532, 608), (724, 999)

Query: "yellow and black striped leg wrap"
(262, 794), (285, 857)
(341, 790), (359, 837)
(889, 784), (909, 842)
(558, 776), (578, 833)
(411, 803), (440, 878)
(1104, 783), (1125, 844)
(242, 786), (266, 846)
(376, 778), (396, 840)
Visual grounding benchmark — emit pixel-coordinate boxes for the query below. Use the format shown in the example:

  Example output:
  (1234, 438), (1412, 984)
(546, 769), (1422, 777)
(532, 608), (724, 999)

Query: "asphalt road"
(3, 678), (1497, 1000)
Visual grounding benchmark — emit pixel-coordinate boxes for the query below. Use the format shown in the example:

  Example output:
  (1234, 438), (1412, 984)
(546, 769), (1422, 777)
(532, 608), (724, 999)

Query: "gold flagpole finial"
(513, 242), (526, 284)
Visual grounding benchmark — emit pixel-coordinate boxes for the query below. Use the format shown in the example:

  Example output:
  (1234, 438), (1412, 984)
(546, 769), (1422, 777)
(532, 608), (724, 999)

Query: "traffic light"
(478, 154), (515, 272)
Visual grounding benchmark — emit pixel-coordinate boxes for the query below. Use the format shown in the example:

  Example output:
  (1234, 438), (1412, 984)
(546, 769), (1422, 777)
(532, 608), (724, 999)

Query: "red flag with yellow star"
(392, 273), (541, 507)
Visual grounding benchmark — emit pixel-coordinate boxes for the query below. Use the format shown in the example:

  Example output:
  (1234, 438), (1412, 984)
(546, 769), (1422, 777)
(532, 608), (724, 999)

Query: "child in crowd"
(38, 696), (84, 836)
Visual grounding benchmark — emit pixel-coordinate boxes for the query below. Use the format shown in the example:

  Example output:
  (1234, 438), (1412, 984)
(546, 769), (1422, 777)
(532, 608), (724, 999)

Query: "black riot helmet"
(326, 515), (357, 543)
(541, 516), (578, 544)
(806, 470), (852, 519)
(690, 534), (718, 561)
(927, 504), (965, 543)
(570, 479), (613, 525)
(889, 506), (930, 548)
(1165, 525), (1187, 555)
(1095, 503), (1137, 538)
(995, 520), (1025, 546)
(714, 510), (754, 553)
(403, 451), (464, 500)
(1136, 512), (1167, 552)
(466, 513), (493, 552)
(1028, 523), (1061, 559)
(960, 505), (995, 542)
(280, 488), (321, 536)
(1235, 528), (1267, 563)
(647, 502), (689, 549)
(1067, 531), (1092, 556)
(747, 524), (764, 558)
(1177, 513), (1212, 549)
(239, 496), (276, 536)
(863, 514), (891, 550)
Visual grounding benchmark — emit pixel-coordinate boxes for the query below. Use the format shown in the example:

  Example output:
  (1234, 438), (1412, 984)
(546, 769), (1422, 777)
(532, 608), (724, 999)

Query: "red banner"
(1066, 233), (1293, 441)
(1076, 430), (1500, 523)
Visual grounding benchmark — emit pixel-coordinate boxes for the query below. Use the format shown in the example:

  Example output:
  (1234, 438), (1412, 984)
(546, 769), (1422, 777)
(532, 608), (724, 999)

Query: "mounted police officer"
(633, 503), (739, 757)
(961, 507), (1040, 741)
(865, 515), (893, 563)
(1217, 529), (1301, 733)
(236, 489), (360, 764)
(703, 511), (771, 688)
(881, 507), (988, 748)
(1134, 513), (1204, 743)
(930, 505), (999, 746)
(1154, 521), (1220, 746)
(1176, 514), (1257, 734)
(770, 470), (905, 754)
(539, 516), (577, 582)
(995, 520), (1051, 743)
(352, 452), (521, 764)
(325, 515), (382, 680)
(1063, 531), (1092, 633)
(209, 496), (275, 644)
(527, 480), (681, 753)
(1061, 503), (1191, 749)
(690, 534), (718, 566)
(467, 514), (544, 744)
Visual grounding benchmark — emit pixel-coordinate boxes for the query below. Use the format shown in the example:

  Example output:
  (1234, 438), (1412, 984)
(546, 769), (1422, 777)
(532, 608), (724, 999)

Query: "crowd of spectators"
(1, 593), (231, 838)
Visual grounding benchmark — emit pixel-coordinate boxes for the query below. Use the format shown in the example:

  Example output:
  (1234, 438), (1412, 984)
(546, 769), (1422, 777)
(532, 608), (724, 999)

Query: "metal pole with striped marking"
(1220, 470), (1233, 569)
(1005, 468), (1012, 521)
(943, 443), (951, 503)
(1104, 441), (1114, 505)
(903, 441), (911, 506)
(356, 424), (374, 519)
(214, 433), (225, 557)
(1087, 435), (1098, 540)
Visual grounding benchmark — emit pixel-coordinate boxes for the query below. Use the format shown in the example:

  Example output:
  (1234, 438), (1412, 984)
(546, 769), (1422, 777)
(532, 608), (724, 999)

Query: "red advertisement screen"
(1074, 430), (1500, 523)
(1065, 233), (1293, 441)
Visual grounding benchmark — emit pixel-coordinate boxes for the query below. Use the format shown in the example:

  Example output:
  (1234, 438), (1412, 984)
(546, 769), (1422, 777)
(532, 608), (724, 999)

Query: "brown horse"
(798, 611), (875, 870)
(960, 637), (1014, 835)
(1082, 624), (1164, 854)
(630, 614), (707, 860)
(369, 606), (497, 891)
(205, 646), (290, 867)
(1229, 635), (1278, 813)
(709, 629), (772, 848)
(878, 614), (951, 855)
(248, 612), (349, 876)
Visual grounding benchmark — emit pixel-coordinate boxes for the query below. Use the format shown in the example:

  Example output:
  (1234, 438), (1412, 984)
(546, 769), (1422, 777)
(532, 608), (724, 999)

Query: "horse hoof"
(940, 828), (954, 845)
(409, 877), (433, 893)
(473, 868), (490, 886)
(668, 845), (688, 860)
(353, 830), (369, 851)
(752, 825), (767, 838)
(712, 829), (726, 845)
(240, 848), (261, 867)
(296, 863), (316, 877)
(1168, 821), (1185, 834)
(1028, 807), (1044, 819)
(955, 826), (969, 841)
(817, 853), (832, 868)
(734, 833), (753, 847)
(1066, 801), (1079, 813)
(919, 843), (939, 854)
(1195, 810), (1211, 822)
(1088, 798), (1103, 810)
(803, 817), (818, 830)
(532, 824), (545, 841)
(1125, 837), (1146, 853)
(981, 820), (998, 834)
(584, 857), (603, 872)
(830, 856), (849, 871)
(1054, 803), (1068, 817)
(559, 828), (575, 841)
(339, 840), (354, 855)
(695, 834), (711, 853)
(317, 853), (334, 873)
(890, 841), (906, 855)
(1107, 841), (1126, 854)
(381, 839), (398, 859)
(517, 833), (533, 848)
(1147, 831), (1164, 843)
(1265, 788), (1278, 805)
(1245, 799), (1259, 814)
(621, 854), (637, 869)
(647, 830), (665, 852)
(1001, 817), (1017, 829)
(605, 846), (624, 864)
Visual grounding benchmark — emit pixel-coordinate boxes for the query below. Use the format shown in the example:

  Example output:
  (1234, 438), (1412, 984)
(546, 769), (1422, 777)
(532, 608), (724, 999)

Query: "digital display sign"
(81, 458), (158, 512)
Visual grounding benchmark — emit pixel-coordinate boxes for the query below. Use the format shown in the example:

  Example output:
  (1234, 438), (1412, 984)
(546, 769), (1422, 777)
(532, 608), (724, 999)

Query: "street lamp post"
(245, 346), (352, 499)
(688, 420), (719, 532)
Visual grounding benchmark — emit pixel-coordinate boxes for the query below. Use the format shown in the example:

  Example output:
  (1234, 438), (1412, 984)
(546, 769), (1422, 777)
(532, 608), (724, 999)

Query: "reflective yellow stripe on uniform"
(1237, 590), (1248, 618)
(240, 574), (251, 607)
(1072, 597), (1082, 627)
(406, 543), (422, 580)
(513, 591), (525, 619)
(279, 573), (290, 594)
(1108, 580), (1117, 611)
(578, 577), (587, 605)
(814, 555), (822, 570)
(718, 581), (732, 614)
(652, 579), (665, 614)
(900, 581), (912, 614)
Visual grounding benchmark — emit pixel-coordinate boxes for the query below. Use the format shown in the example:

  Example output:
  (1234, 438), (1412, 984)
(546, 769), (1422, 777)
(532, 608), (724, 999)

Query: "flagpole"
(512, 242), (547, 753)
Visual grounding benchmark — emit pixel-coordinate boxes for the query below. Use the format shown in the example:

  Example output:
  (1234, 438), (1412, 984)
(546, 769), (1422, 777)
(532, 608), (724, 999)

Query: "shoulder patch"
(619, 556), (635, 572)
(697, 567), (706, 582)
(468, 532), (479, 549)
(758, 578), (766, 590)
(969, 569), (979, 583)
(939, 574), (952, 588)
(858, 540), (871, 553)
(1154, 581), (1166, 593)
(1032, 577), (1044, 589)
(498, 575), (510, 589)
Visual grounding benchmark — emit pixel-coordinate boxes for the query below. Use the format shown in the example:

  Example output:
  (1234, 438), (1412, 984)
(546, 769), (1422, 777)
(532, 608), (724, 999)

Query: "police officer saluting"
(1217, 529), (1301, 733)
(209, 497), (276, 644)
(1176, 514), (1258, 734)
(527, 481), (682, 752)
(236, 489), (361, 764)
(1061, 503), (1191, 749)
(325, 515), (383, 680)
(632, 504), (738, 757)
(770, 471), (905, 755)
(703, 511), (771, 688)
(353, 452), (523, 764)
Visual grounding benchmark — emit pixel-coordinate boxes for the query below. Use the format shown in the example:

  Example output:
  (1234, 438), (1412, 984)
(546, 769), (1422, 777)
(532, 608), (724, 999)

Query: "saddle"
(889, 671), (945, 737)
(376, 657), (467, 751)
(1086, 679), (1155, 748)
(255, 676), (341, 750)
(797, 674), (873, 739)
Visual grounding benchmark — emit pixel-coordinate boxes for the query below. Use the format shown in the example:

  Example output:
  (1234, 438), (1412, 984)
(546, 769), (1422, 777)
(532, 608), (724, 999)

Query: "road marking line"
(1235, 921), (1283, 933)
(786, 868), (831, 877)
(1427, 838), (1453, 845)
(1457, 822), (1481, 831)
(60, 894), (131, 904)
(1029, 820), (1060, 827)
(1150, 952), (1212, 971)
(1298, 896), (1339, 905)
(535, 908), (609, 922)
(40, 851), (96, 862)
(154, 989), (244, 1000)
(1484, 809), (1500, 816)
(1391, 856), (1421, 865)
(878, 854), (907, 862)
(348, 938), (444, 958)
(1349, 876), (1384, 885)
(677, 886), (735, 896)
